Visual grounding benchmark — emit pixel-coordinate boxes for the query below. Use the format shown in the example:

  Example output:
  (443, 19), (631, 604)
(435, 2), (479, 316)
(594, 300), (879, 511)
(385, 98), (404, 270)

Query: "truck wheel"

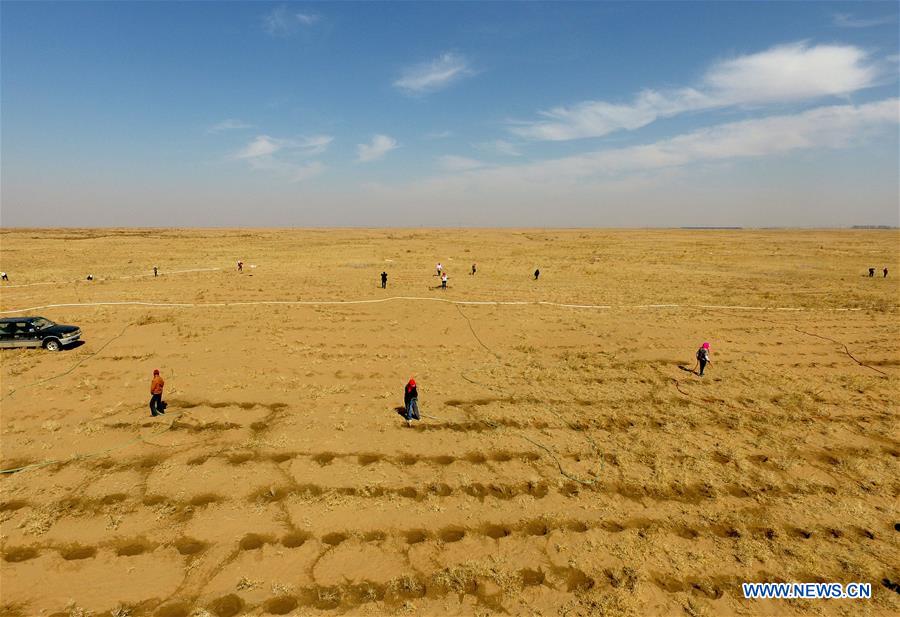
(44, 339), (61, 352)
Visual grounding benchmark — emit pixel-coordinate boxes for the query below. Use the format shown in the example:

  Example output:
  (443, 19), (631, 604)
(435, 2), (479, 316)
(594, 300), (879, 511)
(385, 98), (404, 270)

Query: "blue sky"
(1, 1), (898, 226)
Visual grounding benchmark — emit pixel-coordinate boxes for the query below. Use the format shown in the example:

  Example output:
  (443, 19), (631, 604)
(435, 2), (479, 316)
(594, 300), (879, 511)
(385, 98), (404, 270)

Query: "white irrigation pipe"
(0, 267), (221, 289)
(0, 297), (885, 315)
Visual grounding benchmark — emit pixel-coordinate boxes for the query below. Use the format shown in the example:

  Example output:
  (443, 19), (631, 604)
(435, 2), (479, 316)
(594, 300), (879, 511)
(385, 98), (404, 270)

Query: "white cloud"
(294, 135), (334, 156)
(476, 139), (523, 157)
(357, 134), (398, 162)
(235, 134), (333, 159)
(263, 5), (319, 36)
(832, 13), (896, 28)
(484, 99), (900, 182)
(208, 119), (253, 133)
(236, 135), (283, 159)
(437, 155), (486, 172)
(511, 42), (880, 141)
(353, 99), (898, 225)
(705, 42), (877, 104)
(509, 88), (711, 141)
(394, 53), (473, 94)
(235, 134), (332, 182)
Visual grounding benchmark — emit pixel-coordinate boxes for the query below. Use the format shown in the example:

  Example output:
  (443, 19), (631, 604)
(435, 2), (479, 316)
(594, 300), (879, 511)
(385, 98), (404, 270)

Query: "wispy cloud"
(293, 135), (334, 156)
(484, 99), (900, 182)
(235, 134), (333, 160)
(357, 134), (398, 162)
(394, 53), (473, 94)
(235, 134), (332, 182)
(476, 139), (523, 157)
(356, 99), (899, 225)
(263, 5), (320, 37)
(511, 42), (880, 141)
(832, 13), (897, 28)
(236, 135), (283, 159)
(208, 118), (253, 134)
(437, 155), (486, 172)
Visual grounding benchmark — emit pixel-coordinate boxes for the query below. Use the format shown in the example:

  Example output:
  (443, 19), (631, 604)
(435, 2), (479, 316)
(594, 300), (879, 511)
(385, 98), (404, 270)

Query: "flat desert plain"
(0, 228), (898, 617)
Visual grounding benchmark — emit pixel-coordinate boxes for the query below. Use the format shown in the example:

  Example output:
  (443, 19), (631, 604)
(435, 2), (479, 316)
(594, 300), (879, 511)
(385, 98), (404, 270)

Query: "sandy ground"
(0, 228), (898, 617)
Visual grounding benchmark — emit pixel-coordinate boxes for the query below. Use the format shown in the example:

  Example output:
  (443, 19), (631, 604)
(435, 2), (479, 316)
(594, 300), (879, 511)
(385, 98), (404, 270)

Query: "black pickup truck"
(0, 317), (82, 351)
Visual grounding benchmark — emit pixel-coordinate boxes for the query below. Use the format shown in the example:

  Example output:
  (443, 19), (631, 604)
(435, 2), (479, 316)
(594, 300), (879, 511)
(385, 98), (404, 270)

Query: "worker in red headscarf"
(150, 369), (166, 416)
(403, 378), (420, 425)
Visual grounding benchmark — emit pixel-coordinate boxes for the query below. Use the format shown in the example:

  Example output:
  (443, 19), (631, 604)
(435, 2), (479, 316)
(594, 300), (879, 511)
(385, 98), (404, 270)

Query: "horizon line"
(1, 225), (899, 232)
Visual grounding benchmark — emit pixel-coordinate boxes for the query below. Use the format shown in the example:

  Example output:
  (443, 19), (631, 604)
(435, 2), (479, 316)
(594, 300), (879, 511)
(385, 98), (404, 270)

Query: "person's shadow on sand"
(677, 365), (697, 375)
(395, 405), (417, 427)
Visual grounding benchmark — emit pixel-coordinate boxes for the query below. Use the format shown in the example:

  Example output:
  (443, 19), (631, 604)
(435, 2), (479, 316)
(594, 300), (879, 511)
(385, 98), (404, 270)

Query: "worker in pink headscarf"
(694, 342), (711, 377)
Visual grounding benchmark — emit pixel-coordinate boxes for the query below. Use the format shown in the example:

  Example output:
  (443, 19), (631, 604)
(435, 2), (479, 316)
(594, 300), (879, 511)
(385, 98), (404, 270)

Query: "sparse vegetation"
(0, 229), (897, 616)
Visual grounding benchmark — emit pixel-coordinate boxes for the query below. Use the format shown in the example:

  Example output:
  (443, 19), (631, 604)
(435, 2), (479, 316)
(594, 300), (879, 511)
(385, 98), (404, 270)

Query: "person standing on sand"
(436, 262), (442, 276)
(404, 378), (420, 425)
(441, 272), (448, 289)
(381, 271), (388, 289)
(0, 272), (8, 282)
(695, 342), (711, 377)
(868, 268), (875, 277)
(471, 263), (477, 275)
(153, 266), (158, 277)
(150, 369), (166, 417)
(884, 267), (889, 278)
(237, 261), (243, 273)
(534, 268), (540, 280)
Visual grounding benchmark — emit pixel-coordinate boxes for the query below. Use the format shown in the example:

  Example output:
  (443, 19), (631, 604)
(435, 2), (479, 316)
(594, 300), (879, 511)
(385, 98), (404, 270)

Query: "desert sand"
(0, 228), (898, 617)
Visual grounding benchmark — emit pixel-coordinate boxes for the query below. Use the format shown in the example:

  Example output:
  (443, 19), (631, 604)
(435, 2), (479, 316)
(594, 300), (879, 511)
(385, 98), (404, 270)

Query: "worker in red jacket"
(150, 369), (166, 417)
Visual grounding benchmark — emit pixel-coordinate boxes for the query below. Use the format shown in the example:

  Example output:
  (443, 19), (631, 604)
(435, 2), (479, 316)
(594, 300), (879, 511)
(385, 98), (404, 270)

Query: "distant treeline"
(851, 225), (897, 229)
(680, 227), (743, 230)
